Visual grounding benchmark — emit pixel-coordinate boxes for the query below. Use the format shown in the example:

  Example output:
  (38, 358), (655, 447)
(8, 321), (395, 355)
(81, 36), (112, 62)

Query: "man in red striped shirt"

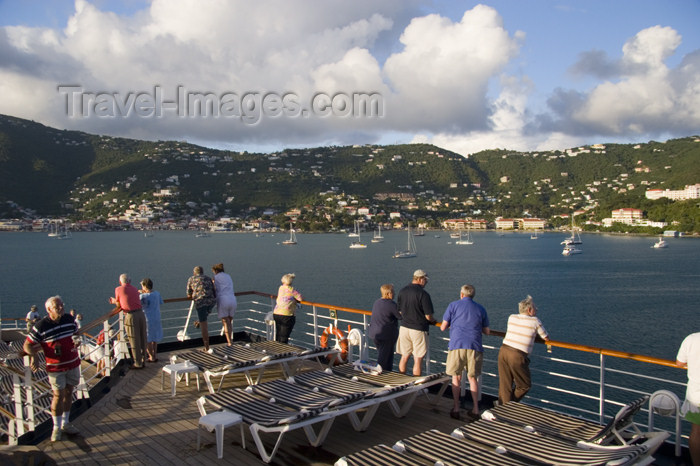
(23, 296), (81, 442)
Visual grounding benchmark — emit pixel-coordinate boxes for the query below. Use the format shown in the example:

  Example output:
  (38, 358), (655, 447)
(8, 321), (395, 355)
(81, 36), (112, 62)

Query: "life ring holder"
(320, 323), (349, 365)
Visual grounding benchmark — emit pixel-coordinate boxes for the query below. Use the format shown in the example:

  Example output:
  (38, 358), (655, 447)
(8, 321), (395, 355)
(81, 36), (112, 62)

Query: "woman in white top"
(212, 263), (237, 346)
(497, 295), (549, 404)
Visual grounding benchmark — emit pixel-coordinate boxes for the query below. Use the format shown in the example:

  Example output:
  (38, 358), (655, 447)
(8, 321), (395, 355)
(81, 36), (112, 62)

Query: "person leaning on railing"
(272, 273), (303, 344)
(109, 273), (147, 369)
(497, 295), (549, 405)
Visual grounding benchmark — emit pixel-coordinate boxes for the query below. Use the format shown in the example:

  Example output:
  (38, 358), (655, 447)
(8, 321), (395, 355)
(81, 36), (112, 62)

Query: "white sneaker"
(62, 423), (80, 435)
(51, 428), (62, 442)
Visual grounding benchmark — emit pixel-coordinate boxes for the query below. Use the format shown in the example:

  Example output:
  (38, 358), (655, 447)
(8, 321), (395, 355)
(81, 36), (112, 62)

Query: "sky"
(0, 0), (699, 156)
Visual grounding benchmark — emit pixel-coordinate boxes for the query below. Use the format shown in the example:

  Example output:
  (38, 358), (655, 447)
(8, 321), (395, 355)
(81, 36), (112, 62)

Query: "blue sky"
(0, 0), (698, 155)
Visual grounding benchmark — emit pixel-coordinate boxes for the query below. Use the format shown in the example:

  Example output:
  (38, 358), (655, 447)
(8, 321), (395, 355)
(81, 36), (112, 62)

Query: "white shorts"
(48, 366), (80, 392)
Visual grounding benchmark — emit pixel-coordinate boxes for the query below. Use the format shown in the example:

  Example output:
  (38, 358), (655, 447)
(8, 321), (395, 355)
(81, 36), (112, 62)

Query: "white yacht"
(562, 245), (582, 256)
(652, 237), (668, 249)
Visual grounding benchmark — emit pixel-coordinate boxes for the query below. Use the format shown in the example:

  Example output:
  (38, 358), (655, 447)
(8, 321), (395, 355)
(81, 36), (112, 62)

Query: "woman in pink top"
(272, 273), (303, 344)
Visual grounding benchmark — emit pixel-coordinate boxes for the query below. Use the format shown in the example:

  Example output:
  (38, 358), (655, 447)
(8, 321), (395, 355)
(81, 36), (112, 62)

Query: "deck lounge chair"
(245, 378), (365, 411)
(394, 429), (529, 466)
(482, 396), (660, 447)
(335, 443), (433, 466)
(198, 389), (336, 463)
(294, 368), (449, 427)
(292, 370), (400, 431)
(176, 346), (296, 392)
(173, 350), (266, 393)
(249, 340), (334, 357)
(332, 363), (445, 387)
(330, 365), (450, 417)
(454, 418), (661, 465)
(200, 343), (340, 391)
(293, 368), (397, 398)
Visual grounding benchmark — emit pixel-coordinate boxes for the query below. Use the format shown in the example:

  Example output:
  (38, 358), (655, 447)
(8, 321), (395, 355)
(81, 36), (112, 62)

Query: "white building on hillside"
(645, 184), (700, 201)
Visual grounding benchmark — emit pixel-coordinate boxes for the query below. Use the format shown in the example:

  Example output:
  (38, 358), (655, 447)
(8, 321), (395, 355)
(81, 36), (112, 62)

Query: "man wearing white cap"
(396, 269), (437, 376)
(26, 304), (40, 333)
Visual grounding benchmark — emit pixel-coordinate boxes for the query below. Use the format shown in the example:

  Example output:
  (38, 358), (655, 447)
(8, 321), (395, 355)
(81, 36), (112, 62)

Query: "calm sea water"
(1, 230), (698, 362)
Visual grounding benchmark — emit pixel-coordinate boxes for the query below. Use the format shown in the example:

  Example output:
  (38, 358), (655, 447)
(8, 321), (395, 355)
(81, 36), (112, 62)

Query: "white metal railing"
(1, 292), (690, 453)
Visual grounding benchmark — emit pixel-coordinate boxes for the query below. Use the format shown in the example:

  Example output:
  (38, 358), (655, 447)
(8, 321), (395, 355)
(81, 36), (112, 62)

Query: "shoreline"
(1, 229), (697, 238)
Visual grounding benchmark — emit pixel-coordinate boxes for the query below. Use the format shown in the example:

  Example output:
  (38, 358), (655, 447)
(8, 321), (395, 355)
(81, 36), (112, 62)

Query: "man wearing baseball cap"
(396, 269), (437, 376)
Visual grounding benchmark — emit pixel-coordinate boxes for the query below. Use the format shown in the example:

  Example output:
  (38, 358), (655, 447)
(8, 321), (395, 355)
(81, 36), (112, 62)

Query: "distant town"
(1, 114), (698, 235)
(2, 183), (698, 236)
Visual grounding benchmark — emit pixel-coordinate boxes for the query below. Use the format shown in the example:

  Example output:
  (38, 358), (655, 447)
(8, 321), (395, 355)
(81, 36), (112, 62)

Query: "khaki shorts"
(446, 349), (483, 378)
(48, 366), (80, 392)
(396, 327), (428, 358)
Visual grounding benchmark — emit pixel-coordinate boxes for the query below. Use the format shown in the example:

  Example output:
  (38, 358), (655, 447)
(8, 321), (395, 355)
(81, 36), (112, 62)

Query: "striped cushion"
(458, 419), (645, 465)
(246, 379), (360, 410)
(204, 389), (324, 426)
(293, 370), (394, 398)
(337, 444), (428, 466)
(398, 429), (527, 466)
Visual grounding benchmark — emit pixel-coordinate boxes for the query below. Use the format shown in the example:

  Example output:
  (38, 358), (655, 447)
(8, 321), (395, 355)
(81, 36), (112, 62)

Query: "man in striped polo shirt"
(497, 295), (549, 404)
(22, 296), (81, 442)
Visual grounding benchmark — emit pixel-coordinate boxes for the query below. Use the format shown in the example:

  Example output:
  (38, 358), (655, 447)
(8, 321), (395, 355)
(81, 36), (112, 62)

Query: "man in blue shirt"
(440, 284), (490, 420)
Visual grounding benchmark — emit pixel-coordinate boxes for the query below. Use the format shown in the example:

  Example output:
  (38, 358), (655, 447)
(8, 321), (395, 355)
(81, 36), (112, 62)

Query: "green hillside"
(1, 114), (699, 232)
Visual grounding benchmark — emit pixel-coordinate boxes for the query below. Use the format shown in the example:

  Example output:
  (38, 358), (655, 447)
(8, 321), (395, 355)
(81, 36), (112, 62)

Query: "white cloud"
(0, 2), (697, 157)
(384, 5), (519, 132)
(550, 26), (700, 137)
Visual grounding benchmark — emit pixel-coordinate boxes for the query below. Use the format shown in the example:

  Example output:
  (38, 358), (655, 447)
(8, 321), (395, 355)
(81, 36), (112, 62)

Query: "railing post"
(12, 373), (25, 437)
(361, 315), (369, 361)
(312, 305), (319, 346)
(599, 353), (605, 424)
(21, 356), (35, 431)
(425, 346), (431, 375)
(103, 320), (112, 377)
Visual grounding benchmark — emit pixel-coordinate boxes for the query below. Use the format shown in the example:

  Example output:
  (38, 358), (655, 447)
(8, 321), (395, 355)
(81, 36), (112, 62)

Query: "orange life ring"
(320, 325), (349, 365)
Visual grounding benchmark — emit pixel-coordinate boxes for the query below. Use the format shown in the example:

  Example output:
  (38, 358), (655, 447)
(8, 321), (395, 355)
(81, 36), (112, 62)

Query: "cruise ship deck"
(2, 347), (467, 465)
(0, 291), (693, 465)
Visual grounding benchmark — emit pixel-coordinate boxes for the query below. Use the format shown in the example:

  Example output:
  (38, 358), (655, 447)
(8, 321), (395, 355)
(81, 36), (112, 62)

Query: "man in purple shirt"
(440, 284), (490, 420)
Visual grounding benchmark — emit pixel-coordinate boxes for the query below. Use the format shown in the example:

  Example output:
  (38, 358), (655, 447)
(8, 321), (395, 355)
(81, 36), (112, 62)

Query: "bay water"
(1, 230), (698, 363)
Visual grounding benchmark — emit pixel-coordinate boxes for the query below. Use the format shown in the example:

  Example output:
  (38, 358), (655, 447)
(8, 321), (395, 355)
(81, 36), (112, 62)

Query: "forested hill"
(0, 113), (698, 227)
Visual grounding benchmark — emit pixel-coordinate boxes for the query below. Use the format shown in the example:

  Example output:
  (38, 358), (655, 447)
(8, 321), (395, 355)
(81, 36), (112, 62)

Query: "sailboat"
(347, 221), (360, 238)
(371, 225), (384, 243)
(393, 224), (417, 258)
(413, 227), (425, 236)
(56, 226), (72, 240)
(561, 215), (582, 245)
(455, 226), (473, 245)
(349, 220), (367, 248)
(530, 229), (539, 239)
(47, 220), (60, 237)
(282, 223), (297, 245)
(49, 221), (72, 239)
